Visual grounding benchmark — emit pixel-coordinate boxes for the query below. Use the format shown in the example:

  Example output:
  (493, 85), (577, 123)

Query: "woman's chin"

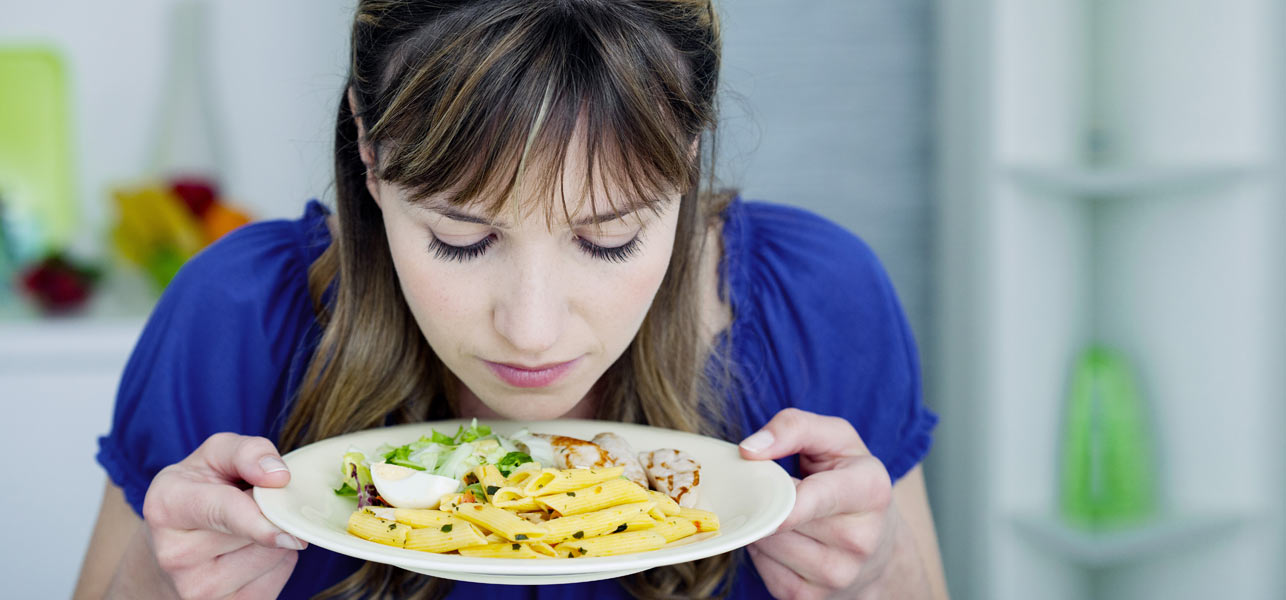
(486, 400), (580, 421)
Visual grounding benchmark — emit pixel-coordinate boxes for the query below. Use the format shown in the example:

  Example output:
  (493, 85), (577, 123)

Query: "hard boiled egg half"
(369, 462), (459, 509)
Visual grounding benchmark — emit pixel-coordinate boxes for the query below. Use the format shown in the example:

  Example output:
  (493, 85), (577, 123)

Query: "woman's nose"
(492, 267), (566, 356)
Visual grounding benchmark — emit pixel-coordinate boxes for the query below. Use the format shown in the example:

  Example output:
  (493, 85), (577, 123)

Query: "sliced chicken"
(591, 432), (649, 486)
(640, 448), (701, 508)
(534, 434), (614, 470)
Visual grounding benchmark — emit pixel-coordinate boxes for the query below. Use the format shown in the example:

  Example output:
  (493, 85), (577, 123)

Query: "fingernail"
(739, 430), (774, 453)
(260, 456), (288, 474)
(276, 533), (305, 550)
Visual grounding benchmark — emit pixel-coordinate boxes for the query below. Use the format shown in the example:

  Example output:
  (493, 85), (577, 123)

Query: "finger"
(753, 529), (862, 592)
(152, 527), (258, 569)
(747, 543), (820, 600)
(171, 544), (296, 600)
(231, 550), (298, 600)
(186, 433), (292, 488)
(794, 512), (885, 559)
(739, 408), (869, 466)
(163, 483), (305, 550)
(779, 456), (890, 532)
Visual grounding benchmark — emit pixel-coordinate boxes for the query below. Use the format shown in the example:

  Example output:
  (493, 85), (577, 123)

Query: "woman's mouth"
(483, 357), (582, 388)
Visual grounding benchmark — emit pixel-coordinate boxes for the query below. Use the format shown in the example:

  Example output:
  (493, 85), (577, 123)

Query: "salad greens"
(338, 419), (541, 506)
(496, 451), (534, 477)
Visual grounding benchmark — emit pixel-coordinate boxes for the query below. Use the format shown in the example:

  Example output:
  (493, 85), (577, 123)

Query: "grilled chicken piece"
(639, 448), (701, 507)
(591, 432), (649, 486)
(534, 434), (614, 470)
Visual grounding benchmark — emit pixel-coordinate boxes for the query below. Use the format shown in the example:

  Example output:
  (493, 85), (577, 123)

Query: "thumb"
(191, 433), (293, 488)
(738, 408), (869, 463)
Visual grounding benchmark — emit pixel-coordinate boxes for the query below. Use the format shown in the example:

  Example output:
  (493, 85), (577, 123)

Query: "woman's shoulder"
(177, 200), (330, 293)
(719, 197), (896, 320)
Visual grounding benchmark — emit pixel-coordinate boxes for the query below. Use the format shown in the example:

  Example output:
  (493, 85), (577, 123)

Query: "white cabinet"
(0, 317), (144, 599)
(932, 1), (1285, 599)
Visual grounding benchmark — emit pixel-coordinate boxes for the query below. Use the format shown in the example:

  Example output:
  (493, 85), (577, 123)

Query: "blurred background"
(1, 1), (1282, 598)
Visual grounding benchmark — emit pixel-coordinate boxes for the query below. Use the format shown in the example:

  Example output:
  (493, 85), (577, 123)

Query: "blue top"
(97, 198), (937, 599)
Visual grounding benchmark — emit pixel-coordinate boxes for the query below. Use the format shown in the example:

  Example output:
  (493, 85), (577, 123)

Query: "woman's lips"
(483, 357), (582, 388)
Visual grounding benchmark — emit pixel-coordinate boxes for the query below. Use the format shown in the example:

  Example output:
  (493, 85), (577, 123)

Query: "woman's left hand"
(740, 408), (900, 600)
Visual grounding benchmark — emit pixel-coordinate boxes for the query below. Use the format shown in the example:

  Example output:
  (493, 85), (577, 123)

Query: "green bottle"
(1060, 346), (1157, 528)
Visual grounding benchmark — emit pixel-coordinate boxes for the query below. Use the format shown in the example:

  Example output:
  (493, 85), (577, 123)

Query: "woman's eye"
(577, 234), (642, 263)
(428, 234), (495, 262)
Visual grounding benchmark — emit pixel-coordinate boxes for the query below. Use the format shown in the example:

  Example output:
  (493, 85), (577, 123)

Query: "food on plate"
(640, 448), (702, 508)
(334, 420), (718, 558)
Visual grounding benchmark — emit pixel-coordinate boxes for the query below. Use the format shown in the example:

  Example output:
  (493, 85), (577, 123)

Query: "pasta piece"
(504, 462), (542, 487)
(364, 508), (455, 529)
(555, 531), (666, 558)
(472, 464), (506, 490)
(678, 507), (720, 533)
(537, 478), (650, 517)
(646, 490), (681, 517)
(346, 509), (410, 547)
(651, 515), (699, 543)
(404, 519), (488, 552)
(523, 466), (625, 497)
(458, 541), (556, 559)
(451, 503), (549, 541)
(491, 486), (543, 511)
(621, 513), (659, 532)
(541, 501), (652, 544)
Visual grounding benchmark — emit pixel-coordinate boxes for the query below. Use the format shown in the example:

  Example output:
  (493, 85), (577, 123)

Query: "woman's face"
(369, 150), (681, 420)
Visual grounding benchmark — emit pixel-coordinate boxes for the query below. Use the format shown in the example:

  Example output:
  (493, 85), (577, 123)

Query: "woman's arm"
(874, 466), (949, 600)
(72, 481), (158, 599)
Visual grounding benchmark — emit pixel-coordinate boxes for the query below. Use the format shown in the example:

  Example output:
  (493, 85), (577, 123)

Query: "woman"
(75, 1), (946, 598)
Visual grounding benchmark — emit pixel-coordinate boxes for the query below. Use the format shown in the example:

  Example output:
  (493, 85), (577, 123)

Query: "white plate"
(254, 419), (794, 585)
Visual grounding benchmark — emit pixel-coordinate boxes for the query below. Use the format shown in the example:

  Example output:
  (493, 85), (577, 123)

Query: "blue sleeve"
(727, 201), (937, 482)
(96, 218), (318, 515)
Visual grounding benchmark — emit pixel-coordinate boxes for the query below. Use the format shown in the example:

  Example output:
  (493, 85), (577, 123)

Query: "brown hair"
(280, 1), (739, 597)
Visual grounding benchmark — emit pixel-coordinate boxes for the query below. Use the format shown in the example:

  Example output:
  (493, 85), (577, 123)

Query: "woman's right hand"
(140, 433), (306, 599)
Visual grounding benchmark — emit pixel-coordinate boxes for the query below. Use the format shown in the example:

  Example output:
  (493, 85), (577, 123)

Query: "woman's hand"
(740, 408), (917, 600)
(138, 433), (305, 599)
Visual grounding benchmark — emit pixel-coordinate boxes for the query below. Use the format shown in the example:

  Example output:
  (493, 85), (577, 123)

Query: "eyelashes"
(428, 234), (495, 262)
(427, 233), (642, 264)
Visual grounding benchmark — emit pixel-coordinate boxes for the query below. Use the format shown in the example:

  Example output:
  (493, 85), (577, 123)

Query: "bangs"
(363, 2), (704, 225)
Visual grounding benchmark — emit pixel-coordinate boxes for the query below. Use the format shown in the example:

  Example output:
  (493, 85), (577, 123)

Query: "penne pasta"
(651, 515), (699, 543)
(537, 478), (650, 517)
(523, 466), (625, 497)
(404, 519), (488, 552)
(347, 510), (411, 547)
(387, 508), (454, 529)
(646, 490), (681, 516)
(554, 530), (666, 558)
(505, 464), (541, 487)
(491, 486), (543, 511)
(458, 541), (556, 559)
(540, 501), (653, 544)
(452, 502), (549, 541)
(473, 464), (506, 490)
(677, 507), (720, 533)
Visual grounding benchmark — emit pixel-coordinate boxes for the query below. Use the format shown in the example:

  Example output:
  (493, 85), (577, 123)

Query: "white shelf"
(1005, 165), (1263, 197)
(1010, 514), (1246, 569)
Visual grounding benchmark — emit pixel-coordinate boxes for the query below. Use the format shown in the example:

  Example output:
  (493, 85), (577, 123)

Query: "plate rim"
(254, 419), (795, 576)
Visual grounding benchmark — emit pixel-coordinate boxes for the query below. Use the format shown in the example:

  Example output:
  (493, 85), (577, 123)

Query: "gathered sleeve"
(722, 200), (937, 482)
(96, 213), (322, 515)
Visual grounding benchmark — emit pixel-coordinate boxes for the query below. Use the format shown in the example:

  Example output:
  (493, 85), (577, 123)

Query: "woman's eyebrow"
(430, 199), (662, 227)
